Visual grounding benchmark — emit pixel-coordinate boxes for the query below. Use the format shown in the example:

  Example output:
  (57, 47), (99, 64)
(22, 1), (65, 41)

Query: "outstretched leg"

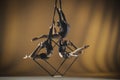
(23, 42), (44, 59)
(69, 45), (90, 57)
(32, 34), (60, 41)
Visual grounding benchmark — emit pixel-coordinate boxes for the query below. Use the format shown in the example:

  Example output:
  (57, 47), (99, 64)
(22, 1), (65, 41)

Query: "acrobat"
(24, 26), (54, 60)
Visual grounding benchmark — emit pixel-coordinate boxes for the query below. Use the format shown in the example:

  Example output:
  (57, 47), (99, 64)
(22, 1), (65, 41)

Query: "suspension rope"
(52, 0), (63, 25)
(59, 0), (62, 10)
(52, 0), (57, 25)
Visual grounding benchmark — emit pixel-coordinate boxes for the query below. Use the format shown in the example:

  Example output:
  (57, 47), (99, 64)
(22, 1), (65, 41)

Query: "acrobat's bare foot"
(23, 54), (31, 59)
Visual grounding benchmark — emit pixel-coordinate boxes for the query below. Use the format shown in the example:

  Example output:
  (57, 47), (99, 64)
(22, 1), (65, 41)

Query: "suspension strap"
(52, 0), (58, 25)
(59, 0), (62, 10)
(52, 0), (63, 25)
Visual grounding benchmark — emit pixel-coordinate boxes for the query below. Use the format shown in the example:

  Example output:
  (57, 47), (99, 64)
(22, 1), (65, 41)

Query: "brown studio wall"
(0, 0), (120, 78)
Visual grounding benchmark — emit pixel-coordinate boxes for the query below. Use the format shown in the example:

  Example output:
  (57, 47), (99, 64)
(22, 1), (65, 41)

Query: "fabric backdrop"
(0, 0), (120, 78)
